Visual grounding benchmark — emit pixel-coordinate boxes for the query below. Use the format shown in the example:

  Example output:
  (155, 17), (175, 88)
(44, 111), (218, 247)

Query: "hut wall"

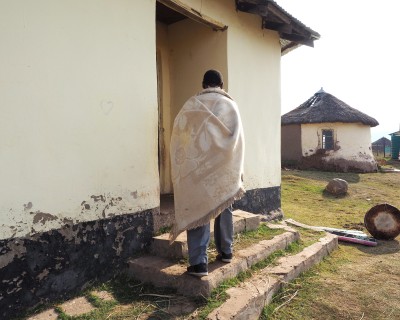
(300, 122), (377, 172)
(227, 13), (282, 192)
(0, 1), (158, 317)
(281, 124), (302, 166)
(0, 0), (159, 240)
(0, 0), (285, 317)
(228, 16), (282, 214)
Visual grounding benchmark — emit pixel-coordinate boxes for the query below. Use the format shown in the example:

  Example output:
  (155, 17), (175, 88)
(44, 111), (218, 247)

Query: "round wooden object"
(364, 203), (400, 240)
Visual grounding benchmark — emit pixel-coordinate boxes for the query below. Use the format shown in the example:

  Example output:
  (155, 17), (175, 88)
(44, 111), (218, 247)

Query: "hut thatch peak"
(282, 90), (379, 127)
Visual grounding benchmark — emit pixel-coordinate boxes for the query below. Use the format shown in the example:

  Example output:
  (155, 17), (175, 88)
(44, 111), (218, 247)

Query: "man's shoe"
(187, 263), (208, 277)
(216, 252), (232, 263)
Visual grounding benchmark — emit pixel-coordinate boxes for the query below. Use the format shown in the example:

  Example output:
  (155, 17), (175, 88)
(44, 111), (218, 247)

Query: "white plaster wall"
(227, 15), (282, 190)
(301, 123), (327, 156)
(0, 0), (159, 239)
(156, 19), (228, 194)
(168, 20), (228, 123)
(301, 122), (374, 158)
(179, 0), (283, 190)
(1, 0), (286, 238)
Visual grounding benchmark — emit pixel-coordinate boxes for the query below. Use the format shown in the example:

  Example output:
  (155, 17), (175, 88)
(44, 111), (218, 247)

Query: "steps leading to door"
(207, 233), (338, 320)
(151, 210), (261, 259)
(127, 224), (299, 297)
(125, 211), (339, 319)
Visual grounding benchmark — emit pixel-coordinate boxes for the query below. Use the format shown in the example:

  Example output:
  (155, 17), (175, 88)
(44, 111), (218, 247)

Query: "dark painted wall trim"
(0, 209), (155, 320)
(234, 186), (282, 219)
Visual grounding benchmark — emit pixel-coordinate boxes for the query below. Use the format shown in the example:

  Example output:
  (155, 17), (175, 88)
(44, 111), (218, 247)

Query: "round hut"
(281, 89), (379, 172)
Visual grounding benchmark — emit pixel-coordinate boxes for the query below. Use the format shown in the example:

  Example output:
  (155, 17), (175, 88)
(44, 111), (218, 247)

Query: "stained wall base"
(0, 209), (155, 320)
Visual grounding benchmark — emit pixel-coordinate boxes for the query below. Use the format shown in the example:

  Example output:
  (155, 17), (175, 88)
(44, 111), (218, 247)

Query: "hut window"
(322, 130), (334, 150)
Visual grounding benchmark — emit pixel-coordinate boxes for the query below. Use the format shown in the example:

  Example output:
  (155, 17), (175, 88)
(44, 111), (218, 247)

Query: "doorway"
(155, 1), (228, 218)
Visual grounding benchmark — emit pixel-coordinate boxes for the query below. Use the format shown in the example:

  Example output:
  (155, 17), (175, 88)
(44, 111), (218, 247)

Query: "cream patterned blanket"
(169, 88), (245, 242)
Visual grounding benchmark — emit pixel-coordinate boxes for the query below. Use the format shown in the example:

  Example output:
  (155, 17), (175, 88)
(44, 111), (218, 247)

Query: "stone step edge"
(126, 227), (300, 297)
(151, 210), (263, 259)
(206, 233), (338, 320)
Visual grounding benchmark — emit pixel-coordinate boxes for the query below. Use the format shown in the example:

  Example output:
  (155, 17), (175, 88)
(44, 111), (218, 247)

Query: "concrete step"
(127, 224), (299, 297)
(151, 210), (262, 259)
(206, 233), (338, 320)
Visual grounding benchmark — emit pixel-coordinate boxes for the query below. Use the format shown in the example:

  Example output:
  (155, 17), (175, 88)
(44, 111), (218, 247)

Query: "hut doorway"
(155, 1), (228, 217)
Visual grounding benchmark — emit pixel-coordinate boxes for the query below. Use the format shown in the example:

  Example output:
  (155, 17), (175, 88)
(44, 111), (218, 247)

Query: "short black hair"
(202, 69), (223, 88)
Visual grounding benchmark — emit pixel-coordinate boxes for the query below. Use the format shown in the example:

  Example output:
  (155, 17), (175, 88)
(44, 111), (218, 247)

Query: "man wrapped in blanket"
(170, 70), (245, 276)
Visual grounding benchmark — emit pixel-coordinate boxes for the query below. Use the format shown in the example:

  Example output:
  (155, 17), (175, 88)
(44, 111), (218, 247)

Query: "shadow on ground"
(339, 238), (400, 255)
(283, 169), (361, 184)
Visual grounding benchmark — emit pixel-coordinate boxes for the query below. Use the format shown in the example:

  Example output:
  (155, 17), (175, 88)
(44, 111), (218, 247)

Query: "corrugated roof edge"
(269, 0), (320, 39)
(235, 0), (320, 55)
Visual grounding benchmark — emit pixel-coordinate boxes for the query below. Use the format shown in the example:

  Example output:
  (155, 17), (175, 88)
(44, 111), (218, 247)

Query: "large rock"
(325, 178), (348, 195)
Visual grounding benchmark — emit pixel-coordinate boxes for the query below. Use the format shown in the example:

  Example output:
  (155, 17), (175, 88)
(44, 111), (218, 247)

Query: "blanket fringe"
(169, 187), (246, 244)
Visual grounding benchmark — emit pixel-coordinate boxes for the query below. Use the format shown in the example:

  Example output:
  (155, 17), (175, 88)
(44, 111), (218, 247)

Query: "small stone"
(27, 309), (58, 320)
(325, 178), (348, 195)
(59, 297), (95, 316)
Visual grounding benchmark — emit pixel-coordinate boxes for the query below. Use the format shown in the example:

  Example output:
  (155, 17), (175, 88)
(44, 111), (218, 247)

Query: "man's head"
(202, 69), (223, 89)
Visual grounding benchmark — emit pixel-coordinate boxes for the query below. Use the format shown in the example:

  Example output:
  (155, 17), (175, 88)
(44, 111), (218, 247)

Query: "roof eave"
(282, 120), (379, 128)
(235, 0), (320, 55)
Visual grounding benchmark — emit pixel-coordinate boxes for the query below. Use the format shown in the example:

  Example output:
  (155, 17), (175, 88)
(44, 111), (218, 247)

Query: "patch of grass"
(260, 247), (353, 320)
(196, 249), (287, 320)
(234, 224), (286, 248)
(22, 275), (190, 320)
(375, 156), (400, 170)
(281, 169), (400, 231)
(282, 175), (325, 195)
(94, 275), (185, 320)
(292, 228), (325, 247)
(197, 229), (323, 320)
(155, 225), (172, 236)
(267, 169), (400, 320)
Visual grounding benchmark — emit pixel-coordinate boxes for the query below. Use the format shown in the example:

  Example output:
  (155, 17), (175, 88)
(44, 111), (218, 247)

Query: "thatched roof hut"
(372, 137), (391, 146)
(281, 89), (378, 173)
(281, 88), (379, 127)
(372, 137), (392, 156)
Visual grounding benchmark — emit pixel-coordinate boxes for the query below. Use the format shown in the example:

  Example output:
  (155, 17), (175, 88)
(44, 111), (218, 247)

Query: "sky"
(278, 0), (400, 141)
